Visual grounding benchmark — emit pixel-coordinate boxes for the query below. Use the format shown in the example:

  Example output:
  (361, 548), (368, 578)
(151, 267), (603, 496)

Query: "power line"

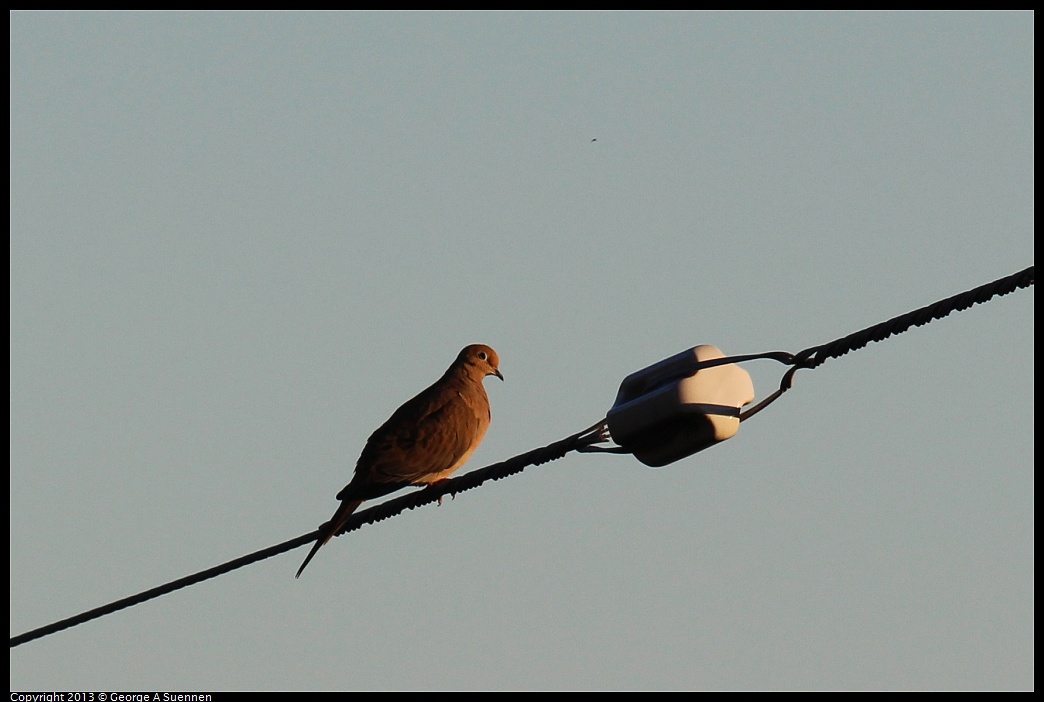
(729, 265), (1034, 421)
(10, 265), (1033, 649)
(794, 265), (1034, 369)
(10, 422), (608, 648)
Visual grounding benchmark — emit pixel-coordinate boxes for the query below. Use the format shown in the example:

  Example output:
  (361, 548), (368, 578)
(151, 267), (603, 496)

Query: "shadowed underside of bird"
(295, 344), (502, 578)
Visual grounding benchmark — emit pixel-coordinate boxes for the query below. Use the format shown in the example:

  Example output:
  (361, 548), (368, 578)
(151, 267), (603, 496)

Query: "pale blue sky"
(10, 11), (1033, 690)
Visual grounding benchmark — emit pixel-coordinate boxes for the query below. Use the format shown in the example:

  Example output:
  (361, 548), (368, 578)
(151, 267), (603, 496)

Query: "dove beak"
(493, 368), (504, 381)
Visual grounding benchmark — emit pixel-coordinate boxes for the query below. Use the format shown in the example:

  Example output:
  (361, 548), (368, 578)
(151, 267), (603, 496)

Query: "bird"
(296, 343), (503, 578)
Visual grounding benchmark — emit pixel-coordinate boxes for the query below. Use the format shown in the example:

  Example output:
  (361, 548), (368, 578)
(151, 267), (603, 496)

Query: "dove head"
(456, 344), (504, 381)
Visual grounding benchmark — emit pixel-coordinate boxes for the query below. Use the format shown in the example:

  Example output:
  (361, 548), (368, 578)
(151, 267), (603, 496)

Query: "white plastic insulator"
(606, 345), (755, 467)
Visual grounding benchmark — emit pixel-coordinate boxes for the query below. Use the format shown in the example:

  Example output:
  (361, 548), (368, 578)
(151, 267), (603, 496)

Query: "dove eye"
(477, 351), (488, 361)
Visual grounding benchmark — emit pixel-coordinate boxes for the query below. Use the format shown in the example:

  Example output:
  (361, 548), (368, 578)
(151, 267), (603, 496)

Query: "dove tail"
(295, 499), (364, 578)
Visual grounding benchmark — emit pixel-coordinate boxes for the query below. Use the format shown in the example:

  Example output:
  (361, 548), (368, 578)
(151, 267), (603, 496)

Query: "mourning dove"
(296, 344), (503, 578)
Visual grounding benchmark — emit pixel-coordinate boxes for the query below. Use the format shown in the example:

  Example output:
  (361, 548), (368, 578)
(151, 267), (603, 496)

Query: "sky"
(9, 11), (1033, 691)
